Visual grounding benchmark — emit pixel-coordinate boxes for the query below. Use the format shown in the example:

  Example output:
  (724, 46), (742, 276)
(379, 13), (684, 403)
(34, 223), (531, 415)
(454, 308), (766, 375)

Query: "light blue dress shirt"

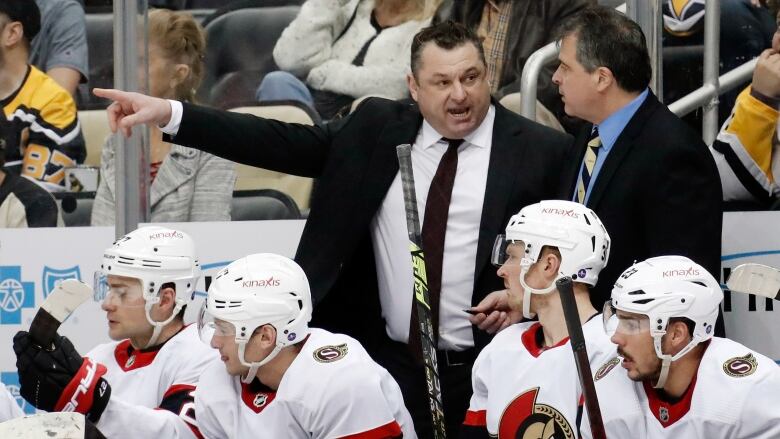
(573, 88), (650, 204)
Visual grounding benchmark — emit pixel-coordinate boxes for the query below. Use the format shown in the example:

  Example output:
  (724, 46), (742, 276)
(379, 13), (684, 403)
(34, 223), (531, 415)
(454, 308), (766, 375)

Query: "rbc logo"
(0, 266), (34, 325)
(1, 371), (35, 414)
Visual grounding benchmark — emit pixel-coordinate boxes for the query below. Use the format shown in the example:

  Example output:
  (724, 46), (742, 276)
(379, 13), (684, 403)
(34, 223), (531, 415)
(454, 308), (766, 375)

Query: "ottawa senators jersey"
(1, 65), (83, 186)
(85, 324), (219, 438)
(583, 337), (780, 438)
(0, 382), (23, 423)
(195, 328), (416, 439)
(462, 317), (615, 439)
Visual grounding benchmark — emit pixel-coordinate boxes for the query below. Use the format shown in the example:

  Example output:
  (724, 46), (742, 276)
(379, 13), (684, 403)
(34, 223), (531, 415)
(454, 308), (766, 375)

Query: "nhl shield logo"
(254, 393), (268, 408)
(659, 406), (670, 423)
(42, 266), (82, 299)
(723, 353), (758, 378)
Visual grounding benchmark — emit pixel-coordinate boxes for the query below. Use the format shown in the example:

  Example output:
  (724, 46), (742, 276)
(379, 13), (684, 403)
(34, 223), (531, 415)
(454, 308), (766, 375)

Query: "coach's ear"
(408, 73), (420, 102)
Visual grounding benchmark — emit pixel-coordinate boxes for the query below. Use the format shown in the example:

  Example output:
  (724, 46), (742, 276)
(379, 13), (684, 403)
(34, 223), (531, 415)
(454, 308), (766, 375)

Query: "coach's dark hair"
(767, 0), (780, 18)
(410, 20), (486, 78)
(555, 6), (651, 93)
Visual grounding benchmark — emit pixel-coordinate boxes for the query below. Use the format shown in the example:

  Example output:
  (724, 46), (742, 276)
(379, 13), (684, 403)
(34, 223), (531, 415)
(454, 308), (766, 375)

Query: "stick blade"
(41, 278), (94, 322)
(727, 263), (780, 300)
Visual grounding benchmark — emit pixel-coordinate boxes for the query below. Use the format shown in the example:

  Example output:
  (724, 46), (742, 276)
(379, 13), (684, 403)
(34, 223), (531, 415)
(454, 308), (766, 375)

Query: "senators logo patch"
(498, 387), (574, 439)
(594, 357), (620, 381)
(723, 353), (758, 378)
(313, 344), (349, 363)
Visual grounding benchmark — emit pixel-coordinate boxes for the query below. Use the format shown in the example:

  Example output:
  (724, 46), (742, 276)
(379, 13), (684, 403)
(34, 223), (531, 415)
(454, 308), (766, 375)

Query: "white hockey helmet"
(97, 226), (200, 347)
(199, 253), (312, 383)
(492, 200), (611, 318)
(605, 255), (722, 387)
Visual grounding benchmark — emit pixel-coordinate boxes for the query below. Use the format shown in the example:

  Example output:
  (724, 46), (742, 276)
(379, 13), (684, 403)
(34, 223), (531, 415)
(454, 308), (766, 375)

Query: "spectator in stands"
(443, 0), (595, 132)
(30, 0), (89, 98)
(0, 122), (61, 227)
(663, 0), (777, 125)
(0, 0), (84, 192)
(257, 0), (441, 119)
(91, 9), (235, 225)
(710, 0), (780, 209)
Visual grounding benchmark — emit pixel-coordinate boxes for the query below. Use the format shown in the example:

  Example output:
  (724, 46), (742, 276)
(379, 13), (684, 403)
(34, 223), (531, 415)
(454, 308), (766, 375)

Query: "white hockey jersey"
(86, 324), (219, 438)
(0, 382), (23, 423)
(195, 328), (417, 439)
(583, 337), (780, 438)
(462, 317), (614, 438)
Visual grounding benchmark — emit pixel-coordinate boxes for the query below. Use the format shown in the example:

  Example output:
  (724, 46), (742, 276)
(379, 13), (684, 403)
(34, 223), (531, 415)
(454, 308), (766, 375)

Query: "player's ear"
(667, 319), (691, 350)
(156, 285), (177, 316)
(258, 325), (277, 349)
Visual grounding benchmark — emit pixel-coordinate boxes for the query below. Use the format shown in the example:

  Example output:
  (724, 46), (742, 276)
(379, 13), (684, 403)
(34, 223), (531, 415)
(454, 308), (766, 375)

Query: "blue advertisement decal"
(0, 266), (35, 325)
(42, 266), (82, 299)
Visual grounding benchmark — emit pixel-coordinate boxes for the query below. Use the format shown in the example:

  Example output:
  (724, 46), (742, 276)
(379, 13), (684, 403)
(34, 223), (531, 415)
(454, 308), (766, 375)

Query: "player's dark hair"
(410, 20), (486, 79)
(554, 6), (651, 93)
(0, 0), (41, 45)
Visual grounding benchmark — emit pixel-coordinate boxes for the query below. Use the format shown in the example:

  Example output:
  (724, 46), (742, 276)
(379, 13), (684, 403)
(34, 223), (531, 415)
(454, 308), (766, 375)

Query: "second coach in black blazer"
(95, 21), (572, 437)
(552, 7), (722, 309)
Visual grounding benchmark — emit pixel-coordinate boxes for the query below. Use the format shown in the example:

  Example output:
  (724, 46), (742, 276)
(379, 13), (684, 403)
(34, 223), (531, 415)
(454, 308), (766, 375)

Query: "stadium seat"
(229, 102), (316, 210)
(79, 13), (114, 110)
(78, 110), (112, 167)
(231, 189), (301, 220)
(54, 193), (96, 227)
(198, 6), (300, 108)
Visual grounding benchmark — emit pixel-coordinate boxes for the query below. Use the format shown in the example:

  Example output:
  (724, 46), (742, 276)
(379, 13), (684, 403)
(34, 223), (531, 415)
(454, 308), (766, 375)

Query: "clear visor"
(197, 301), (236, 345)
(602, 301), (651, 336)
(93, 271), (145, 308)
(491, 235), (509, 267)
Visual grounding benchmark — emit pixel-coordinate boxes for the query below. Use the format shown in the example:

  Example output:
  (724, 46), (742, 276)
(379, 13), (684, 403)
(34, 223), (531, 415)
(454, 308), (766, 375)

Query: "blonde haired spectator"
(91, 9), (235, 225)
(257, 0), (441, 119)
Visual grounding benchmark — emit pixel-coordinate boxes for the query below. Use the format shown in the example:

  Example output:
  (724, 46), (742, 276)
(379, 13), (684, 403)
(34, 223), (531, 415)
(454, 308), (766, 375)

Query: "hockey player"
(584, 255), (780, 438)
(461, 200), (614, 438)
(13, 226), (217, 438)
(0, 382), (22, 422)
(195, 253), (417, 438)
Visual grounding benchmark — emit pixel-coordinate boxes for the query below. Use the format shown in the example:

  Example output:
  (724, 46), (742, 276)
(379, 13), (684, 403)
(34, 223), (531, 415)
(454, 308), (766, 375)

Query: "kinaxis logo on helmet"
(242, 277), (281, 288)
(541, 207), (579, 218)
(662, 267), (700, 277)
(148, 231), (184, 240)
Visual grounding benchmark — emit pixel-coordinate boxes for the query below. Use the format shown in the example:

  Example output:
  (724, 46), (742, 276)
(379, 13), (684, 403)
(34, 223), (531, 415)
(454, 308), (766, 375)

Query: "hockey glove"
(13, 331), (111, 422)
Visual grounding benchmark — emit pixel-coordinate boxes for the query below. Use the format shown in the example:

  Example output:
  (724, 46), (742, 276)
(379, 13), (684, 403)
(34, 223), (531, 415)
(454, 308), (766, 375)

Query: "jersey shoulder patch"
(312, 343), (349, 363)
(594, 356), (621, 381)
(722, 353), (758, 378)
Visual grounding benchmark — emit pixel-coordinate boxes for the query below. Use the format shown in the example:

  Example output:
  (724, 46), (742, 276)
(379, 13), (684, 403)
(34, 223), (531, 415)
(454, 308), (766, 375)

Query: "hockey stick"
(28, 279), (93, 348)
(556, 277), (607, 439)
(396, 144), (447, 439)
(726, 263), (780, 300)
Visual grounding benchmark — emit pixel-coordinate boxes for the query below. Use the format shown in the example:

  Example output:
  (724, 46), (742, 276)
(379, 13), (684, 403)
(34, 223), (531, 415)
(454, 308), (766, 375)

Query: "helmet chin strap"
(142, 299), (185, 349)
(237, 333), (284, 384)
(518, 261), (557, 319)
(651, 333), (699, 389)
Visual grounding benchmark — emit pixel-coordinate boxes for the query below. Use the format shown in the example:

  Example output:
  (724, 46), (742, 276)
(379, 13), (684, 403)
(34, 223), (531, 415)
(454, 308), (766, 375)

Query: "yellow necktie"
(576, 130), (602, 204)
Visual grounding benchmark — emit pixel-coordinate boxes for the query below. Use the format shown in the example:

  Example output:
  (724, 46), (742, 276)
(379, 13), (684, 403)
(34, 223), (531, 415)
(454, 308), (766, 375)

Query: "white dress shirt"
(161, 101), (495, 350)
(372, 106), (494, 350)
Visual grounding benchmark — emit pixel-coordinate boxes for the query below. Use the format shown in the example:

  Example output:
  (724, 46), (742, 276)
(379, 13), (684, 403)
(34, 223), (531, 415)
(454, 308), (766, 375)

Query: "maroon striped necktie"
(408, 138), (464, 359)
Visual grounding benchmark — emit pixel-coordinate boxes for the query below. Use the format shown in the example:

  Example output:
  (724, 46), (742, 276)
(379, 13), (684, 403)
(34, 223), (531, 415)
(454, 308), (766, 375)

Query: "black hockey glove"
(13, 331), (111, 422)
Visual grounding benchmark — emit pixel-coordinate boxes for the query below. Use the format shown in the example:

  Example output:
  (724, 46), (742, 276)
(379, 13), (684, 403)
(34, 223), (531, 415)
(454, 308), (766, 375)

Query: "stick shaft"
(396, 144), (447, 439)
(556, 277), (606, 439)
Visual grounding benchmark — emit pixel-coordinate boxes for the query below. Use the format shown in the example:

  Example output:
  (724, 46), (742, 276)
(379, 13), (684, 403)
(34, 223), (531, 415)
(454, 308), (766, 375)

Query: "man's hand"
(92, 88), (173, 138)
(752, 49), (780, 99)
(13, 331), (111, 422)
(466, 289), (523, 334)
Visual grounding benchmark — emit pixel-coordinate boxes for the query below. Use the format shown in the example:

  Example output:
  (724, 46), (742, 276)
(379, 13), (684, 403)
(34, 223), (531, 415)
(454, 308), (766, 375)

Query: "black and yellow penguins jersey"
(663, 0), (705, 37)
(1, 65), (84, 187)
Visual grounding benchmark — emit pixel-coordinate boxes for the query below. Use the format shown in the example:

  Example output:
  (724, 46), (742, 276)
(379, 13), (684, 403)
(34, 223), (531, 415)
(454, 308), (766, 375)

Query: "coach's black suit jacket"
(170, 97), (572, 352)
(559, 92), (723, 309)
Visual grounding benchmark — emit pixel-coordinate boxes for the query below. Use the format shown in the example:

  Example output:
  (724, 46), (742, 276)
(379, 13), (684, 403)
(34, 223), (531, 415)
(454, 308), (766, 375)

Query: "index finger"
(93, 87), (130, 102)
